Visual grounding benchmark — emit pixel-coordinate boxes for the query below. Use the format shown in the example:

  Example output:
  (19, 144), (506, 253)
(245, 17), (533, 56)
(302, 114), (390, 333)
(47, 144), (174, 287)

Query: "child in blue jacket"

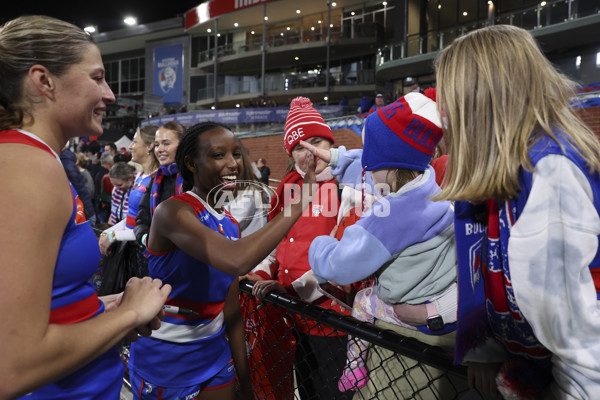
(303, 89), (458, 392)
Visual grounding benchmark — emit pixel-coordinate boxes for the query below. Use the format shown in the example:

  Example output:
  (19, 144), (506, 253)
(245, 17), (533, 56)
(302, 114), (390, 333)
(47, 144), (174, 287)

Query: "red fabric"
(0, 130), (56, 157)
(591, 269), (600, 293)
(241, 293), (296, 400)
(334, 208), (361, 240)
(269, 174), (351, 335)
(49, 294), (101, 325)
(430, 155), (448, 187)
(268, 170), (303, 221)
(75, 195), (87, 224)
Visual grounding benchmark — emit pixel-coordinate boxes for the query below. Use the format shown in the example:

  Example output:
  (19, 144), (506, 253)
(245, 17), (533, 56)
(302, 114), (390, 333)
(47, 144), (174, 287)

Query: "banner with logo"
(153, 44), (183, 105)
(141, 105), (361, 131)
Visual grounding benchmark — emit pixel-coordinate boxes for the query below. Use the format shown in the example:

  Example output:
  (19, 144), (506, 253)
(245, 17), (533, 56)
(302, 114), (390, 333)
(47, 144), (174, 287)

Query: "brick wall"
(240, 106), (600, 182)
(241, 128), (364, 182)
(576, 106), (600, 137)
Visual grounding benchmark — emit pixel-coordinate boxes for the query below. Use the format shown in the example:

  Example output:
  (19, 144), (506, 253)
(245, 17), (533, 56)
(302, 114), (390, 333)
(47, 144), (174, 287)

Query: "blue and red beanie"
(362, 88), (442, 172)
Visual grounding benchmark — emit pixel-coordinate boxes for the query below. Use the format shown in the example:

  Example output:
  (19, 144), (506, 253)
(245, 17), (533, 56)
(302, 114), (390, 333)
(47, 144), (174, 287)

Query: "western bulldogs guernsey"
(0, 130), (123, 400)
(129, 191), (240, 387)
(126, 172), (153, 229)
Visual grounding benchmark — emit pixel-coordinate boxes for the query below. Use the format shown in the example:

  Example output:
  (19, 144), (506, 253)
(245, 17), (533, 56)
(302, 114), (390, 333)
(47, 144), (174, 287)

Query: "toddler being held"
(304, 89), (458, 392)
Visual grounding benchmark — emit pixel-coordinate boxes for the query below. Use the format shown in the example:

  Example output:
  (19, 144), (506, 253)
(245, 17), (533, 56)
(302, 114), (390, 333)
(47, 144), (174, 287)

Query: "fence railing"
(239, 280), (469, 400)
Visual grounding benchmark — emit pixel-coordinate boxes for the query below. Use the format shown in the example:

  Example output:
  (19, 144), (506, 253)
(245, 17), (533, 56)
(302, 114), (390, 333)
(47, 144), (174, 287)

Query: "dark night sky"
(1, 0), (207, 32)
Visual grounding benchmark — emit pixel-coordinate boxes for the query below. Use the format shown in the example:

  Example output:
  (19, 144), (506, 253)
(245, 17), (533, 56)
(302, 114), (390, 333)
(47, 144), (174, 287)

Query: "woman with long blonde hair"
(436, 24), (600, 399)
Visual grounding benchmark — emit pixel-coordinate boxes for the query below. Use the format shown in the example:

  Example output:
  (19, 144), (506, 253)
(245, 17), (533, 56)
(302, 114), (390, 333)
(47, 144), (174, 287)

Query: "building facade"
(93, 0), (600, 160)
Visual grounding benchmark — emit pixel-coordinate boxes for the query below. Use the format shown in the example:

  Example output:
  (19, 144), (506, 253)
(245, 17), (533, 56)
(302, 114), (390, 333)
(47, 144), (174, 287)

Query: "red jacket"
(258, 173), (351, 335)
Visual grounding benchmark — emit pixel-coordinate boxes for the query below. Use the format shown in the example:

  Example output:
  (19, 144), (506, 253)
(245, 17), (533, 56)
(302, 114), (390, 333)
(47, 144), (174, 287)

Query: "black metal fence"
(239, 280), (469, 400)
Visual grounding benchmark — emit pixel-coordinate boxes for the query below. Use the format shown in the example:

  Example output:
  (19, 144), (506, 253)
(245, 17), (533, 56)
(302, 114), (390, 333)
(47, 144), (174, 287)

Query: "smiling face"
(189, 127), (243, 205)
(129, 128), (154, 164)
(53, 44), (115, 138)
(154, 127), (180, 166)
(291, 136), (331, 174)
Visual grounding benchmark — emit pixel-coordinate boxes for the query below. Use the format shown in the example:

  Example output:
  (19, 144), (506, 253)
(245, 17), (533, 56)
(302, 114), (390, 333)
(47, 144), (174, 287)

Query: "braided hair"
(175, 121), (233, 192)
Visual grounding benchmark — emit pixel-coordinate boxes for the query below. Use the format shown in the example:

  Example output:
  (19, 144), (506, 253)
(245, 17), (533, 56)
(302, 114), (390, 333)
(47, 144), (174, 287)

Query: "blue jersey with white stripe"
(129, 191), (239, 387)
(2, 130), (123, 400)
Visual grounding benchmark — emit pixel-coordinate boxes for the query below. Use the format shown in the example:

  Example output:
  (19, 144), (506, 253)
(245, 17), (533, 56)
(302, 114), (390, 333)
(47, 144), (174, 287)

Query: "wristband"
(107, 231), (116, 243)
(141, 233), (148, 247)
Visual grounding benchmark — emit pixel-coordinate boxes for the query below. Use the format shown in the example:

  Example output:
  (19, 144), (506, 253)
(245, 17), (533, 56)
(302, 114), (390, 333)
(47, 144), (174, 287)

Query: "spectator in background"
(104, 142), (117, 155)
(359, 94), (372, 114)
(114, 151), (130, 163)
(97, 125), (160, 296)
(134, 121), (186, 248)
(94, 151), (114, 224)
(227, 146), (270, 237)
(368, 93), (385, 114)
(76, 151), (95, 200)
(60, 145), (97, 225)
(256, 157), (271, 186)
(86, 140), (102, 175)
(405, 77), (424, 94)
(107, 162), (136, 226)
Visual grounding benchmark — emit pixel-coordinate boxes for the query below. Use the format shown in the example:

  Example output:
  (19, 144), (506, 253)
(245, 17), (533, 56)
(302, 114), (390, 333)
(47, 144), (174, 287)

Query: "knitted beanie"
(362, 88), (442, 172)
(283, 96), (335, 156)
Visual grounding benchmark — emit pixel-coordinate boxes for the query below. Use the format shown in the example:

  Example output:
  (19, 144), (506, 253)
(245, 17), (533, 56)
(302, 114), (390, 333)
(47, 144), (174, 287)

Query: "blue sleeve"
(308, 224), (392, 285)
(329, 147), (375, 192)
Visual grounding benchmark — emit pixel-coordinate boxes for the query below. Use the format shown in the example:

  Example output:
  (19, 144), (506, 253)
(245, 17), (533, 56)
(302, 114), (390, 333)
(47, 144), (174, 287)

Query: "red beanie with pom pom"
(283, 96), (334, 156)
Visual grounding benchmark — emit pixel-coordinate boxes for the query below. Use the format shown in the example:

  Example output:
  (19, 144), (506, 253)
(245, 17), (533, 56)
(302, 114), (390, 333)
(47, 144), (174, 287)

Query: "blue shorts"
(130, 359), (235, 399)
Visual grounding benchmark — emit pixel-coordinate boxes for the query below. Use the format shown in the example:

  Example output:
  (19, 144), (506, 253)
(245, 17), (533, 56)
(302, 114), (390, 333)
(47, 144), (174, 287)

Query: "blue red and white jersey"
(0, 130), (123, 400)
(126, 171), (153, 229)
(129, 191), (240, 387)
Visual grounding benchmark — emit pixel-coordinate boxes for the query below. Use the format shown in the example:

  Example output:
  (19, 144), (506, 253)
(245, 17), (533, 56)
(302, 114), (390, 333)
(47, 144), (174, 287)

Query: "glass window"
(131, 58), (139, 80)
(121, 60), (130, 81)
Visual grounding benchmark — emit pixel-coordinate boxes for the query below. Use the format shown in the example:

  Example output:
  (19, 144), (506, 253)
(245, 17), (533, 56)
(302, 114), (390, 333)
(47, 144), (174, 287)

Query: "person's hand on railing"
(252, 280), (287, 302)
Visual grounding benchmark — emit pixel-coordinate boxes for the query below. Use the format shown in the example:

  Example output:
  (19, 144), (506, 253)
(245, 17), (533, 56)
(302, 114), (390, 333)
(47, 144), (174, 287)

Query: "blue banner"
(141, 105), (359, 129)
(153, 44), (183, 105)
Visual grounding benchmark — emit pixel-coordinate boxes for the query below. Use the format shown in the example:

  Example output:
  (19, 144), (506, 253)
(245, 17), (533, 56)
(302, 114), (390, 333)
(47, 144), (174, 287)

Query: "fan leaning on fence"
(249, 97), (356, 400)
(303, 89), (459, 392)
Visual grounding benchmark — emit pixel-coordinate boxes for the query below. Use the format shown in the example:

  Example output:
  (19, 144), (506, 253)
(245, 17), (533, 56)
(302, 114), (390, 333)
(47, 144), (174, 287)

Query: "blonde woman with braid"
(98, 124), (159, 256)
